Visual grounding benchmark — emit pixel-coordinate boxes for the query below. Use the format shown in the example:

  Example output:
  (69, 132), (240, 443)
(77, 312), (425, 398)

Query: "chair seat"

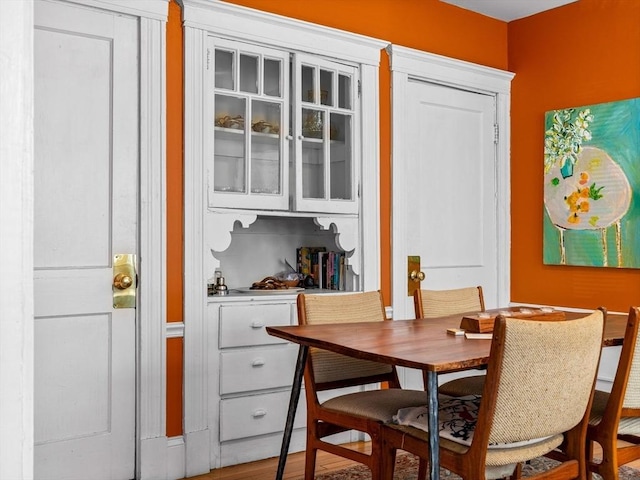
(439, 374), (486, 396)
(386, 423), (563, 478)
(322, 388), (428, 421)
(590, 389), (640, 435)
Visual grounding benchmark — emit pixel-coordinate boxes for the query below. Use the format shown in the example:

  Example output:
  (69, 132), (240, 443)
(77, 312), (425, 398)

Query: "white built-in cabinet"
(180, 0), (386, 471)
(210, 40), (359, 214)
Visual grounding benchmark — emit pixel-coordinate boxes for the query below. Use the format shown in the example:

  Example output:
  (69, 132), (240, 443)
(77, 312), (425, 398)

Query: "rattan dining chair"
(381, 310), (605, 480)
(585, 306), (640, 479)
(297, 290), (429, 480)
(414, 286), (486, 396)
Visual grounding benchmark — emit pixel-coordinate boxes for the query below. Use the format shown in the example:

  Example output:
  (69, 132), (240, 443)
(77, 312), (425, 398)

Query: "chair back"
(619, 307), (640, 410)
(297, 291), (399, 390)
(478, 310), (605, 449)
(414, 286), (484, 319)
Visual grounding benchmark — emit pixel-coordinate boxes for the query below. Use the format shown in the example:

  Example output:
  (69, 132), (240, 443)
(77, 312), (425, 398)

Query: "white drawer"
(220, 346), (298, 395)
(219, 390), (306, 442)
(219, 303), (291, 348)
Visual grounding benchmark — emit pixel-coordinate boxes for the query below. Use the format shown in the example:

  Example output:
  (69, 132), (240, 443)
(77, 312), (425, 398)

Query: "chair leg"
(585, 439), (595, 480)
(596, 449), (619, 480)
(508, 462), (522, 480)
(380, 437), (397, 480)
(417, 457), (428, 480)
(304, 426), (318, 480)
(591, 438), (618, 480)
(369, 432), (382, 480)
(304, 445), (317, 480)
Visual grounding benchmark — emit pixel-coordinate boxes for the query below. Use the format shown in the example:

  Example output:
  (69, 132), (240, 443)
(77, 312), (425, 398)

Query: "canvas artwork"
(543, 97), (640, 268)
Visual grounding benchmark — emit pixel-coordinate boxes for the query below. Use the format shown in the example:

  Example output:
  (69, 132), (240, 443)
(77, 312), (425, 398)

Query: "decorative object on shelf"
(306, 89), (328, 103)
(250, 276), (297, 290)
(213, 270), (228, 295)
(251, 120), (280, 134)
(215, 114), (244, 129)
(302, 111), (323, 138)
(543, 97), (639, 268)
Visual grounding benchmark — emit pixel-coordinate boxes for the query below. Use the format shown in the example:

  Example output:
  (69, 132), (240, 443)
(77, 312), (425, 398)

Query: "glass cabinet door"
(209, 39), (290, 210)
(294, 54), (358, 214)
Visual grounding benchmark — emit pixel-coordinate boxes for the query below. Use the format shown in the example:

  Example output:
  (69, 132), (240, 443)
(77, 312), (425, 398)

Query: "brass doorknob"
(114, 273), (133, 290)
(409, 270), (425, 282)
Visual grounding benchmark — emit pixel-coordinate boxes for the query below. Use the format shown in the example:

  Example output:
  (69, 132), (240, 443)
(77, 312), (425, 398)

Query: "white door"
(34, 1), (138, 478)
(392, 79), (499, 319)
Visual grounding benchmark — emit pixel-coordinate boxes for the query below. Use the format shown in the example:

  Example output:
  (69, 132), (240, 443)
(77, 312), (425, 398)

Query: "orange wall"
(508, 0), (640, 312)
(164, 0), (508, 435)
(166, 0), (184, 437)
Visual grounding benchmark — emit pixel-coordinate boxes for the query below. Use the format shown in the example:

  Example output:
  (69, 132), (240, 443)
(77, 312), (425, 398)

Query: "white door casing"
(389, 46), (513, 388)
(0, 1), (34, 478)
(33, 0), (168, 479)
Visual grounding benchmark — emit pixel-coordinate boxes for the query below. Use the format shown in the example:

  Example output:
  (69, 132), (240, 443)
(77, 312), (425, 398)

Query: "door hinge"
(357, 80), (361, 98)
(493, 124), (499, 144)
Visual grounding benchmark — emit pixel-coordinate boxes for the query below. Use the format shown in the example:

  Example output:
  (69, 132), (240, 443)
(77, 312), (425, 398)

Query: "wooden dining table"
(266, 307), (628, 480)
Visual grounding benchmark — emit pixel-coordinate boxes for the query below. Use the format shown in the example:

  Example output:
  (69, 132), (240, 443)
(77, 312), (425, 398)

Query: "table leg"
(275, 345), (308, 480)
(426, 371), (440, 480)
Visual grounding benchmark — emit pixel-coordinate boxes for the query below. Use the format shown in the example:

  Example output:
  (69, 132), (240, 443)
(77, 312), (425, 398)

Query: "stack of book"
(296, 247), (348, 290)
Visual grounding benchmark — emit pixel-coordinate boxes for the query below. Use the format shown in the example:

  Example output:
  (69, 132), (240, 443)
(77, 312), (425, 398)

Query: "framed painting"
(543, 97), (640, 268)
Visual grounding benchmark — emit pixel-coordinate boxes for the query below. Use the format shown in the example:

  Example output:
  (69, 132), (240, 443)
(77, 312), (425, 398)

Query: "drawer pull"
(252, 409), (267, 418)
(251, 358), (265, 367)
(250, 322), (265, 329)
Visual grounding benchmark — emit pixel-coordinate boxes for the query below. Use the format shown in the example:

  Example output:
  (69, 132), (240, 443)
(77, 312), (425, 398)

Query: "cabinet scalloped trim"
(314, 217), (360, 276)
(204, 211), (361, 280)
(205, 211), (257, 277)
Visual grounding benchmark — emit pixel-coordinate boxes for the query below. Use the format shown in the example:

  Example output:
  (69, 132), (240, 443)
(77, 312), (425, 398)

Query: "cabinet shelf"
(215, 126), (281, 140)
(252, 130), (280, 139)
(215, 125), (244, 135)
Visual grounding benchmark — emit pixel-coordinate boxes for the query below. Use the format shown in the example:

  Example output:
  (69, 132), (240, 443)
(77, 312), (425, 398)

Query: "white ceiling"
(440, 0), (578, 21)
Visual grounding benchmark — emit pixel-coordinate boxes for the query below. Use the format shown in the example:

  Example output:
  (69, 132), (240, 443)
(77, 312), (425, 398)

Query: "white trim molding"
(136, 5), (169, 480)
(180, 0), (387, 473)
(388, 44), (515, 317)
(63, 0), (169, 20)
(4, 1), (168, 479)
(58, 1), (171, 479)
(0, 1), (34, 478)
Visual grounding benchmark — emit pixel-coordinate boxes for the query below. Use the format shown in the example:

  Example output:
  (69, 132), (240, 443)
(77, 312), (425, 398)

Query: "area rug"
(310, 454), (640, 480)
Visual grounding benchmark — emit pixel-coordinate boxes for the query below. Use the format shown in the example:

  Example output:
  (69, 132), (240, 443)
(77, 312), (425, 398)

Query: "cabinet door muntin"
(210, 38), (290, 210)
(294, 54), (358, 213)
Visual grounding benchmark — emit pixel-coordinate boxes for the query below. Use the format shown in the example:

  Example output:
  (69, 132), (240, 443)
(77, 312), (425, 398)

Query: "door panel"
(393, 80), (498, 315)
(392, 80), (498, 390)
(408, 81), (495, 283)
(35, 314), (112, 443)
(34, 1), (137, 478)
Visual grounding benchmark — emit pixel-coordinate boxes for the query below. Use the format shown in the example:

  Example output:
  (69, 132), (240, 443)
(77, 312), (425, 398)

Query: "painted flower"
(544, 108), (594, 174)
(563, 172), (604, 224)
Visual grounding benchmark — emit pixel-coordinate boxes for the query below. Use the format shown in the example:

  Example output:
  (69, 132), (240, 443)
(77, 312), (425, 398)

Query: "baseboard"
(167, 436), (186, 480)
(139, 436), (169, 480)
(185, 429), (211, 478)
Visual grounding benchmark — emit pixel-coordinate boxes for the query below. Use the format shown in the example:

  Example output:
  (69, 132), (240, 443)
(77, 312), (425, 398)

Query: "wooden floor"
(183, 441), (640, 480)
(184, 442), (369, 480)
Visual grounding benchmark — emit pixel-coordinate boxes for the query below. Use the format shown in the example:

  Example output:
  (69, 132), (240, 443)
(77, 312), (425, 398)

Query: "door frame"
(388, 45), (514, 320)
(27, 1), (168, 479)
